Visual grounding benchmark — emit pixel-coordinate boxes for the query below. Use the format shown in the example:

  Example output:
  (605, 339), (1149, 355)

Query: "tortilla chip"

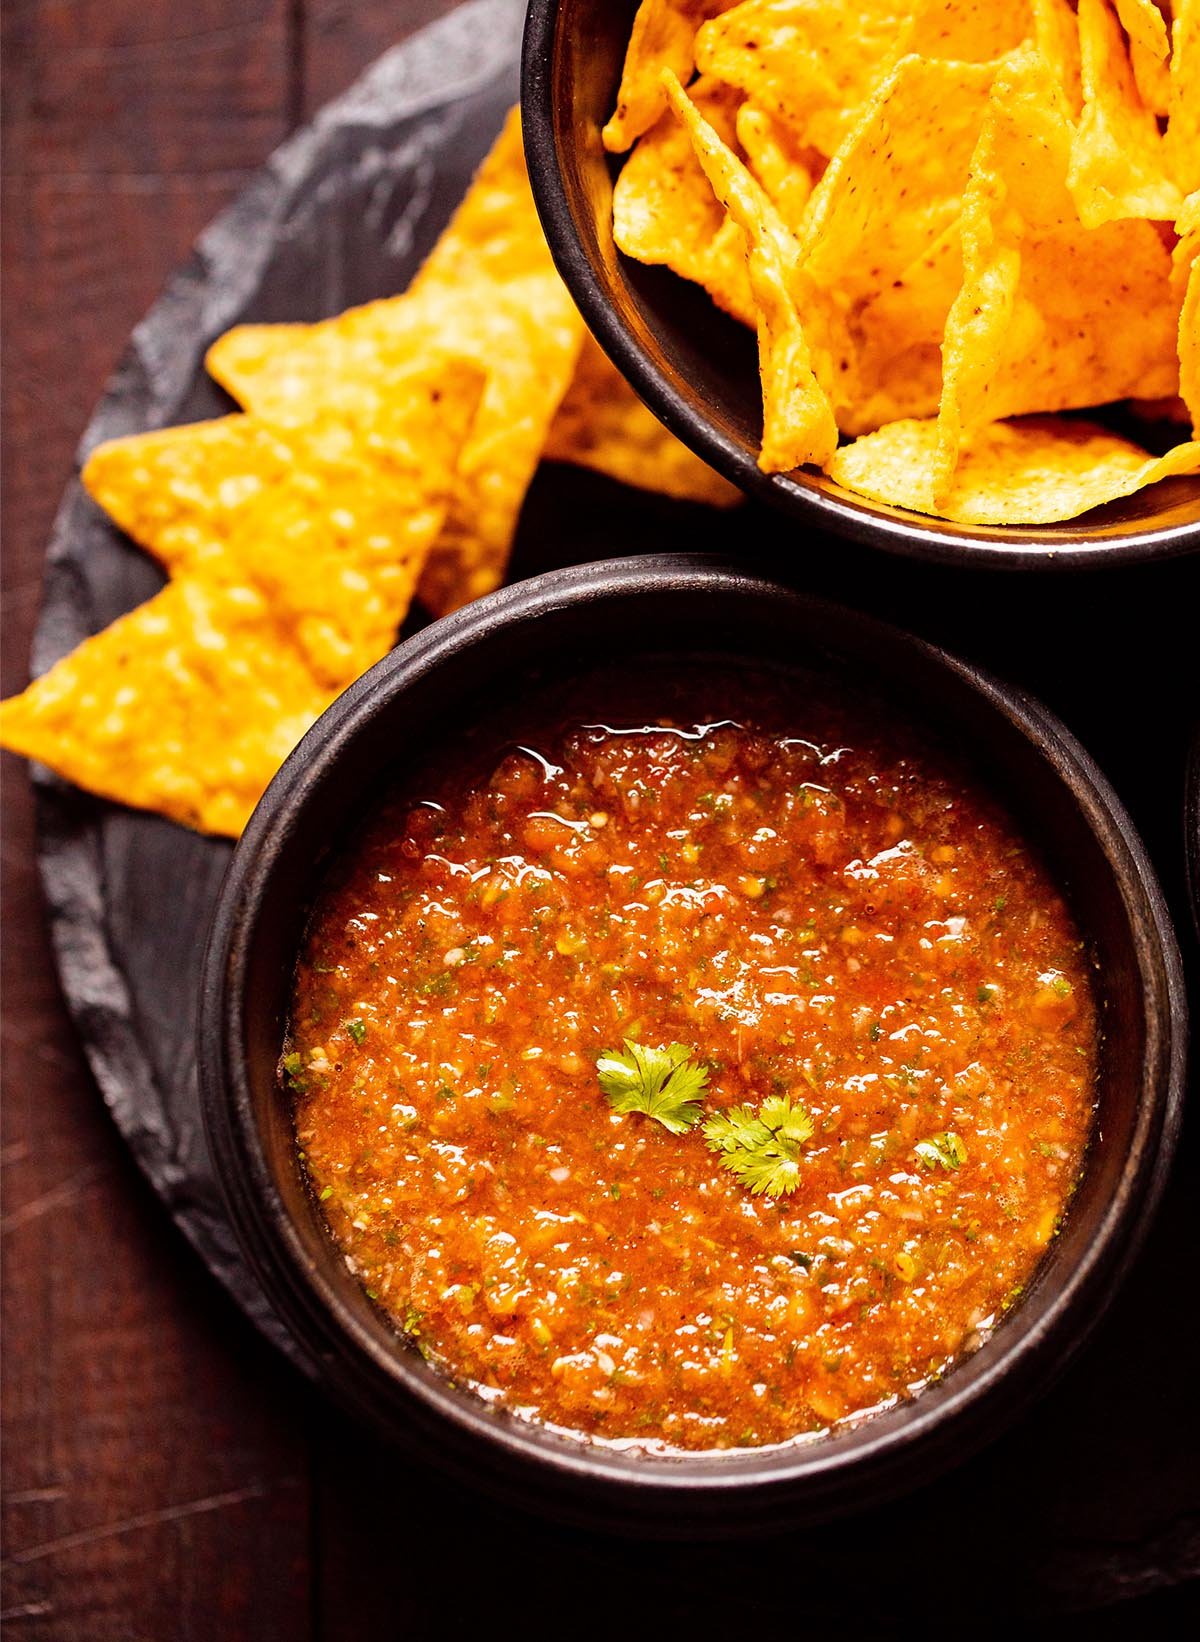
(1166, 0), (1200, 198)
(613, 77), (756, 325)
(543, 334), (742, 505)
(1068, 0), (1180, 229)
(796, 54), (999, 431)
(209, 109), (585, 616)
(696, 0), (1029, 160)
(664, 73), (838, 473)
(84, 363), (485, 686)
(0, 580), (335, 837)
(83, 416), (294, 580)
(804, 56), (997, 294)
(5, 363), (482, 834)
(695, 0), (904, 160)
(1175, 194), (1200, 433)
(1032, 0), (1083, 112)
(844, 224), (964, 434)
(603, 1), (738, 152)
(1113, 0), (1169, 61)
(832, 415), (1200, 524)
(226, 376), (485, 682)
(934, 49), (1179, 498)
(904, 0), (1033, 60)
(1130, 31), (1172, 115)
(735, 103), (819, 231)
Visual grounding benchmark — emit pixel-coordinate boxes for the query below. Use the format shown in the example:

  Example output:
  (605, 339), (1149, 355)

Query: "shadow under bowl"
(199, 556), (1186, 1534)
(521, 0), (1200, 569)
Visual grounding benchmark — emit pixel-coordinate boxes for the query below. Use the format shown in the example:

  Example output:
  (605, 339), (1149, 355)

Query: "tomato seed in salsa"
(287, 669), (1096, 1452)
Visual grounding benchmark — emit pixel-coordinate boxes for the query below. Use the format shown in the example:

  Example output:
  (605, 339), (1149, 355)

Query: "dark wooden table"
(3, 4), (1198, 1637)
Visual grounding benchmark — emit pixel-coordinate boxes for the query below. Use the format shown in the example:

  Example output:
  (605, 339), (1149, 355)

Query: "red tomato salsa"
(287, 667), (1096, 1451)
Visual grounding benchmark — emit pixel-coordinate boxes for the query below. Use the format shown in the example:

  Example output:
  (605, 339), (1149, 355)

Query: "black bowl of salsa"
(199, 556), (1185, 1533)
(520, 0), (1200, 569)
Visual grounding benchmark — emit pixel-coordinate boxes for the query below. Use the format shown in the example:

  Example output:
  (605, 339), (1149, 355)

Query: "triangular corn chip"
(0, 580), (334, 837)
(844, 224), (965, 435)
(83, 415), (294, 579)
(832, 415), (1200, 524)
(603, 1), (738, 153)
(543, 335), (742, 505)
(696, 0), (909, 161)
(934, 49), (1179, 499)
(735, 103), (818, 232)
(209, 109), (585, 616)
(1032, 0), (1083, 112)
(613, 77), (756, 325)
(2, 362), (482, 833)
(664, 72), (838, 472)
(1166, 0), (1200, 198)
(798, 54), (999, 430)
(1175, 193), (1200, 434)
(695, 0), (1028, 160)
(803, 56), (998, 300)
(1113, 0), (1169, 61)
(1068, 0), (1180, 229)
(84, 363), (485, 686)
(1130, 31), (1171, 115)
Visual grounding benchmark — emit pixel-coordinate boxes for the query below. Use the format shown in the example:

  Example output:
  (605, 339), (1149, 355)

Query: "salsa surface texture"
(288, 666), (1096, 1451)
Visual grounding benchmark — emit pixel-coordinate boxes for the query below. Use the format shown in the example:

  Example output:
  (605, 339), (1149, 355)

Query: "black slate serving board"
(27, 0), (1200, 1610)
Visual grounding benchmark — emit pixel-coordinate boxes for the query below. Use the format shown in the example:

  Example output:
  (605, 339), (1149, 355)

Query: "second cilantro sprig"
(702, 1094), (814, 1198)
(595, 1038), (814, 1198)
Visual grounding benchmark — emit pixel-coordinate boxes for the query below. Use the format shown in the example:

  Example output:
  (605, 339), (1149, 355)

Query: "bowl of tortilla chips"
(523, 0), (1200, 563)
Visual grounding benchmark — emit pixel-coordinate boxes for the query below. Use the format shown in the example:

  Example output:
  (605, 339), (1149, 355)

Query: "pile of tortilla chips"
(607, 0), (1200, 522)
(0, 109), (737, 837)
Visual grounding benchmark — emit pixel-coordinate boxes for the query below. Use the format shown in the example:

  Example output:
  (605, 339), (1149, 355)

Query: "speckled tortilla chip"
(799, 54), (998, 431)
(613, 77), (755, 325)
(83, 363), (485, 685)
(696, 0), (1029, 160)
(83, 415), (294, 579)
(665, 73), (838, 473)
(695, 0), (907, 160)
(1167, 0), (1200, 197)
(735, 102), (819, 231)
(904, 0), (1033, 59)
(0, 580), (335, 836)
(1130, 29), (1172, 114)
(1, 362), (482, 834)
(1033, 0), (1083, 112)
(543, 335), (742, 505)
(1068, 0), (1180, 228)
(844, 224), (964, 434)
(804, 55), (997, 296)
(603, 0), (738, 153)
(1113, 0), (1169, 61)
(935, 49), (1179, 498)
(209, 109), (585, 615)
(1175, 194), (1200, 432)
(831, 415), (1200, 524)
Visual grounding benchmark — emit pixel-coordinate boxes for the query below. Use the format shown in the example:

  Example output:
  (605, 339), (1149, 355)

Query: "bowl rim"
(520, 0), (1200, 571)
(199, 554), (1187, 1522)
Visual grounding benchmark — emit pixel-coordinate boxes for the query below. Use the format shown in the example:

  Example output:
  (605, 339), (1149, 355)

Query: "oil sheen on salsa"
(288, 667), (1096, 1452)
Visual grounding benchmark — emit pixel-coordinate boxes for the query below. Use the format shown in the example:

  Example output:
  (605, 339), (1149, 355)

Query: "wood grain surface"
(3, 4), (1198, 1638)
(0, 6), (455, 1636)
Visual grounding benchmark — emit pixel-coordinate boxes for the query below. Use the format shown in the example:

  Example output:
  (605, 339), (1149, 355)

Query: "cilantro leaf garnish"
(703, 1094), (814, 1197)
(596, 1039), (709, 1134)
(914, 1131), (967, 1171)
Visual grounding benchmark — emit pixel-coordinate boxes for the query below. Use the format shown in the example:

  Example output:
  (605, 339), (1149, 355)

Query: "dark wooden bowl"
(521, 0), (1200, 568)
(199, 556), (1186, 1534)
